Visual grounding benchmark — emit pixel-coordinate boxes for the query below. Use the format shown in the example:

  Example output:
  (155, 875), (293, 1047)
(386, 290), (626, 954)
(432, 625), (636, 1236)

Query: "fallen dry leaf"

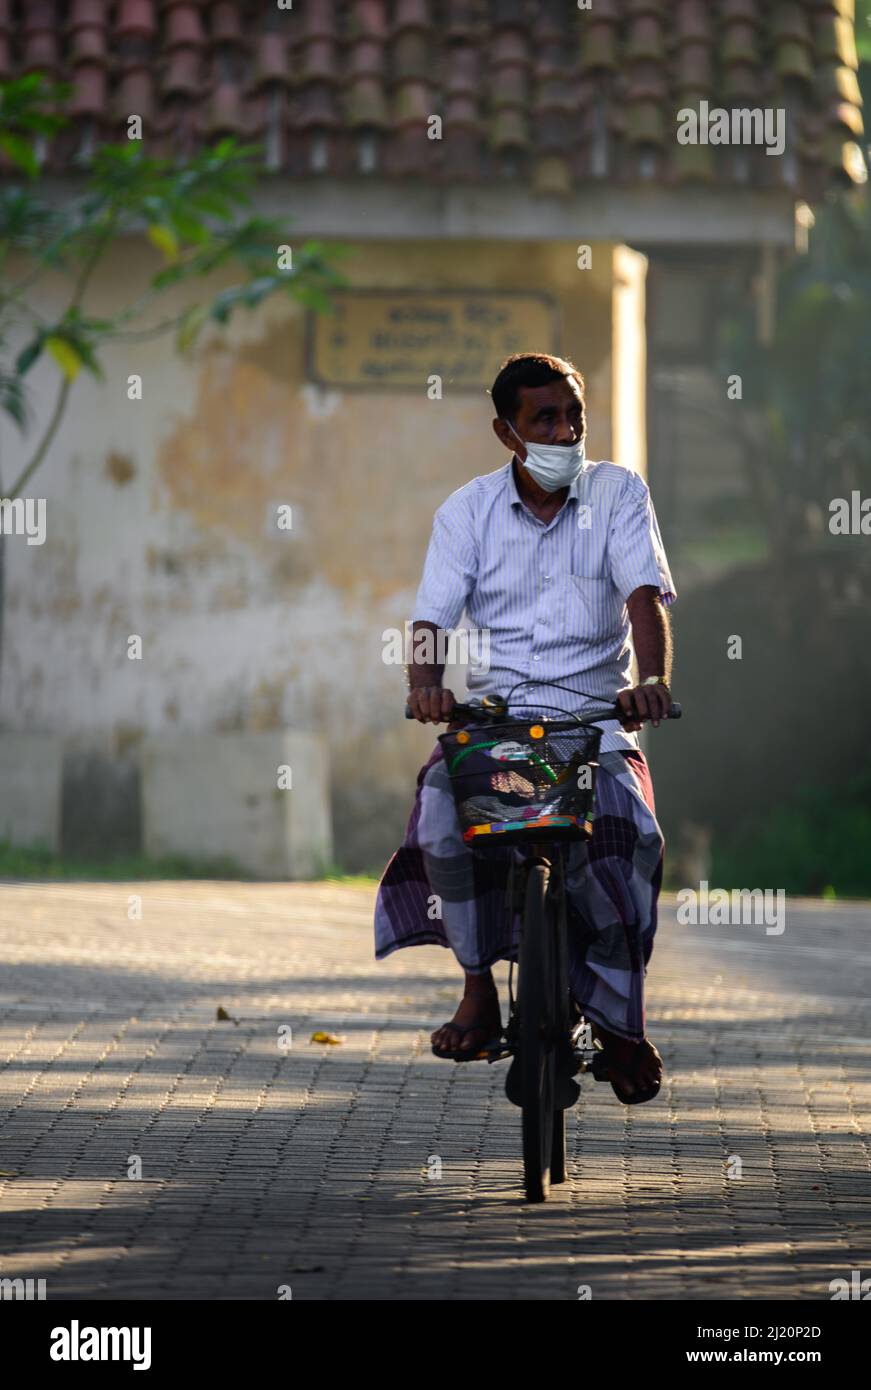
(310, 1030), (343, 1045)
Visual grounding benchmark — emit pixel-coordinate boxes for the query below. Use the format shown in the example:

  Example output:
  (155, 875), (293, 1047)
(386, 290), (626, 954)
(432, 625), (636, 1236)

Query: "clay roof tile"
(115, 0), (158, 37)
(393, 31), (429, 81)
(0, 0), (861, 197)
(21, 30), (62, 76)
(445, 0), (478, 40)
(774, 39), (815, 82)
(251, 34), (290, 88)
(674, 0), (712, 45)
(346, 38), (384, 79)
(295, 81), (341, 131)
(68, 0), (108, 27)
(720, 21), (762, 68)
(113, 68), (155, 122)
(206, 81), (246, 135)
(344, 78), (390, 128)
(444, 45), (479, 96)
(580, 21), (620, 75)
(69, 63), (107, 116)
(491, 30), (528, 68)
(720, 0), (761, 22)
(212, 3), (243, 45)
(298, 0), (338, 43)
(69, 26), (108, 66)
(164, 6), (205, 50)
(490, 67), (527, 111)
(626, 15), (667, 65)
(813, 12), (859, 67)
(489, 106), (529, 151)
(297, 38), (338, 84)
(676, 45), (713, 93)
(393, 0), (431, 29)
(161, 47), (203, 99)
(349, 0), (388, 42)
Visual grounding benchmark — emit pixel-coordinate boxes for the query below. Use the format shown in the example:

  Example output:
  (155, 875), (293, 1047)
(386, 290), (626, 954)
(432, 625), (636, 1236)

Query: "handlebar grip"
(405, 700), (480, 723)
(404, 703), (477, 721)
(406, 700), (682, 721)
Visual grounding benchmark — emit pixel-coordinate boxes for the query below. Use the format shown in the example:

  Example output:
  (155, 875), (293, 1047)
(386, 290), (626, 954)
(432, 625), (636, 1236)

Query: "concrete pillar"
(0, 734), (64, 852)
(141, 732), (332, 880)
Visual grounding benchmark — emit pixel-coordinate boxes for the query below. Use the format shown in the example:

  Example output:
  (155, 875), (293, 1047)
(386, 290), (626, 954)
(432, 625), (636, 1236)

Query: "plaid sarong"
(374, 743), (664, 1042)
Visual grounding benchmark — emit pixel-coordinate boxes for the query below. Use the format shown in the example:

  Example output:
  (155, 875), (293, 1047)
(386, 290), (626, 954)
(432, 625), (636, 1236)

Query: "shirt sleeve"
(608, 470), (677, 606)
(413, 492), (478, 630)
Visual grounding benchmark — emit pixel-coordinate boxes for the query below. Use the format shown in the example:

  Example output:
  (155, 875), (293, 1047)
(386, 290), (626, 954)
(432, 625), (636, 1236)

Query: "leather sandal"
(593, 1037), (663, 1105)
(431, 1018), (501, 1062)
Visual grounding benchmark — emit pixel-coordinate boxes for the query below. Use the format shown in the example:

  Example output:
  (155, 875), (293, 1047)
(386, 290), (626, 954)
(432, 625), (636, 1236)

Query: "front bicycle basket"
(438, 719), (602, 847)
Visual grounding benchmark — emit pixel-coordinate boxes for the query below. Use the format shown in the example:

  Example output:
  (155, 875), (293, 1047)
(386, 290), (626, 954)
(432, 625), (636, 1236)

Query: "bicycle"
(406, 683), (681, 1202)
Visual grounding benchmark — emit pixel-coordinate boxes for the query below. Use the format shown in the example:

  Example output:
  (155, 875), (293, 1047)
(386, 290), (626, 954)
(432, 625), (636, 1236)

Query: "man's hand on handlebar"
(406, 686), (457, 725)
(616, 681), (672, 731)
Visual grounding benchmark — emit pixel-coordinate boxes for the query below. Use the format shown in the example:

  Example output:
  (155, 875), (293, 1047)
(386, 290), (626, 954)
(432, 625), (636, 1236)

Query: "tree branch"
(5, 374), (70, 500)
(3, 216), (117, 501)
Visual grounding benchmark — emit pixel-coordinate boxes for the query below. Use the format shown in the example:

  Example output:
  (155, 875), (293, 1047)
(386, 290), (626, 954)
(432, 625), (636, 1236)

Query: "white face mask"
(506, 421), (586, 492)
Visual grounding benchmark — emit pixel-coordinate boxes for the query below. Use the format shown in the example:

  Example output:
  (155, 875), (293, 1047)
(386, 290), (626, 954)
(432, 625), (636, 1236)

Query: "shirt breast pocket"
(562, 574), (621, 639)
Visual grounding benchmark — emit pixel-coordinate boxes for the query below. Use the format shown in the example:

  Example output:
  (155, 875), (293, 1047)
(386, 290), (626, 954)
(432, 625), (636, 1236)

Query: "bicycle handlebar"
(404, 698), (682, 728)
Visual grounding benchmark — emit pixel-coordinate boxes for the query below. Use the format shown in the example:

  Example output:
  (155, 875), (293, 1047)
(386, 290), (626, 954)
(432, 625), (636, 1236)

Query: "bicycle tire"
(518, 862), (557, 1202)
(551, 854), (577, 1111)
(550, 870), (569, 1186)
(551, 1107), (566, 1185)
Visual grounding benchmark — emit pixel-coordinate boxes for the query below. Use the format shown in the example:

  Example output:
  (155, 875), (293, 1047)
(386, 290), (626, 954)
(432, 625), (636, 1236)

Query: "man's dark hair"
(489, 352), (585, 422)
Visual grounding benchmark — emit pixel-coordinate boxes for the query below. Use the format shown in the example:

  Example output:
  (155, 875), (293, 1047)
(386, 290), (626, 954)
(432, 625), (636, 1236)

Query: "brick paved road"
(1, 882), (869, 1300)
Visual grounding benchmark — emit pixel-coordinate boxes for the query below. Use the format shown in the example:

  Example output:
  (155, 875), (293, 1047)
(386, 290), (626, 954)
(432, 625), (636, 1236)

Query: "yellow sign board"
(308, 292), (558, 390)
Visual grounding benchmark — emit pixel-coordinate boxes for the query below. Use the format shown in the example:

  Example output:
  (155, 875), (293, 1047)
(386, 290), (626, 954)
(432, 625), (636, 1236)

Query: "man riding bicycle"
(374, 352), (676, 1105)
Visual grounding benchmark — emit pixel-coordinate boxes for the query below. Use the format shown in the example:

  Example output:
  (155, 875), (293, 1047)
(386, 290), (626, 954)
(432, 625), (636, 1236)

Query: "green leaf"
(0, 371), (28, 429)
(45, 335), (84, 381)
(209, 286), (246, 324)
(168, 208), (210, 244)
(176, 303), (210, 353)
(149, 262), (189, 291)
(243, 275), (280, 308)
(0, 131), (39, 179)
(15, 336), (45, 376)
(146, 223), (180, 261)
(185, 191), (234, 221)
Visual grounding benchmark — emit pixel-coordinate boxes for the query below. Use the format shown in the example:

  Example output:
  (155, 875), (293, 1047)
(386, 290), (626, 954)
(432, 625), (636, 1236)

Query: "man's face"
(492, 376), (585, 462)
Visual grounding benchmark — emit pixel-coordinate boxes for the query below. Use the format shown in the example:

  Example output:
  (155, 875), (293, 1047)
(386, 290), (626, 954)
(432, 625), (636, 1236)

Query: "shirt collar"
(506, 456), (583, 510)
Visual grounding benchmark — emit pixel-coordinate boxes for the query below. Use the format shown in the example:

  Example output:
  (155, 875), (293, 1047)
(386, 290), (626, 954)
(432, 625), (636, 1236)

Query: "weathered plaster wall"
(1, 238), (642, 871)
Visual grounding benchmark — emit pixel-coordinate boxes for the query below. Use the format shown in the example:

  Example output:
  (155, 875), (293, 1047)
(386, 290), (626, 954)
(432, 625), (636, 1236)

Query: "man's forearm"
(627, 586), (673, 686)
(406, 620), (444, 691)
(405, 621), (456, 724)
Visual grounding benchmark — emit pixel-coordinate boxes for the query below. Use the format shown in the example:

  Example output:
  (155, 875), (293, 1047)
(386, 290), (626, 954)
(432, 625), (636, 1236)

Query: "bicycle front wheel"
(518, 862), (557, 1202)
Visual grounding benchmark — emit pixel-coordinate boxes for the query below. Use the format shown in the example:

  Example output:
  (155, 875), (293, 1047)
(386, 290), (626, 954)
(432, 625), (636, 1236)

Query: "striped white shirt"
(413, 457), (677, 752)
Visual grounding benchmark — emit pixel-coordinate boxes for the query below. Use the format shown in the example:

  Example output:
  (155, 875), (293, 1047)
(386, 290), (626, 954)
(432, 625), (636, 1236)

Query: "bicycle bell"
(481, 694), (508, 717)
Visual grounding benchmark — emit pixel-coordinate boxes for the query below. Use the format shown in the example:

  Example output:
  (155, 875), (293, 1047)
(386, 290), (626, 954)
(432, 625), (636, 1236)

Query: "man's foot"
(431, 978), (502, 1060)
(591, 1022), (663, 1103)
